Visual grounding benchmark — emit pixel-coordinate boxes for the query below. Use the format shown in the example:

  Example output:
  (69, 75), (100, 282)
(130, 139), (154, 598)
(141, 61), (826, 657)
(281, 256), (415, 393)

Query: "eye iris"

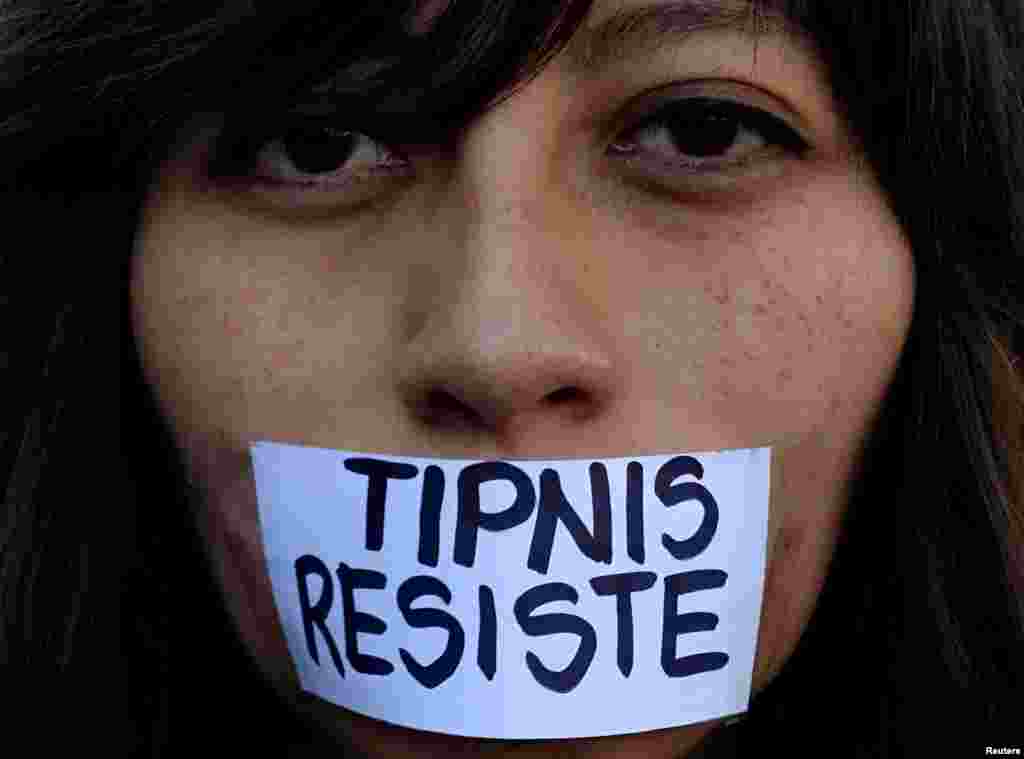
(282, 127), (356, 174)
(667, 104), (740, 158)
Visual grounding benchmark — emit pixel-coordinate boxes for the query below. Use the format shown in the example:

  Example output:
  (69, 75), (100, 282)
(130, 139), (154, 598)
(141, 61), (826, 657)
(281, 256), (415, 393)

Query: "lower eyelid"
(244, 163), (415, 207)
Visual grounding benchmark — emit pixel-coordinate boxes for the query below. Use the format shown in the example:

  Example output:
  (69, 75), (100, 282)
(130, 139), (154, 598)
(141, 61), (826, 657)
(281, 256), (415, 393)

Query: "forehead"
(407, 0), (806, 77)
(406, 0), (766, 35)
(567, 0), (808, 75)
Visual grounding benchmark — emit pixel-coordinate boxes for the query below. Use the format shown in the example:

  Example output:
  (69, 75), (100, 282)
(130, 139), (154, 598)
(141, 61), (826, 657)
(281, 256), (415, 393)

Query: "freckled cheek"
(665, 284), (887, 693)
(695, 310), (824, 428)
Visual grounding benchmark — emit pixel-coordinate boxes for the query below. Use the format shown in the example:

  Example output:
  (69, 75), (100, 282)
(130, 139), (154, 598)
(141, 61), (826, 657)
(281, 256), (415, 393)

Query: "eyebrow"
(563, 0), (803, 77)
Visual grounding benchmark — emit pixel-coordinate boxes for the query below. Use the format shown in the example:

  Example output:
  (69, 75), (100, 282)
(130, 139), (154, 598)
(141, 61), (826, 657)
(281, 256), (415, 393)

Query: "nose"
(397, 331), (624, 457)
(395, 97), (626, 458)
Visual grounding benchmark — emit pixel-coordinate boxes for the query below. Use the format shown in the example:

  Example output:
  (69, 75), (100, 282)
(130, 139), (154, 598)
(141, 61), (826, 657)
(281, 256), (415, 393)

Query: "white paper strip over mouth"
(249, 442), (771, 740)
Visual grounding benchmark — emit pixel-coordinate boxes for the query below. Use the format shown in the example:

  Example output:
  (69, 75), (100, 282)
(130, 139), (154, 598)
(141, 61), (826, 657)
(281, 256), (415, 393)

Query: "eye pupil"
(282, 127), (356, 174)
(667, 105), (740, 158)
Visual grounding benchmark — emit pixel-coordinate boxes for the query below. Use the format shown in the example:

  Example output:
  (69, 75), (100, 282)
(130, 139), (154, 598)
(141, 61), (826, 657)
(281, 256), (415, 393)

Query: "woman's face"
(130, 0), (914, 755)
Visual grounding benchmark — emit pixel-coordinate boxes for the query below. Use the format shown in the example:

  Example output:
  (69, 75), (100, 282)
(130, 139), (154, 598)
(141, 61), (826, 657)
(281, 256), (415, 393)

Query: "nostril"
(422, 389), (480, 425)
(428, 389), (467, 411)
(545, 386), (596, 423)
(545, 387), (583, 404)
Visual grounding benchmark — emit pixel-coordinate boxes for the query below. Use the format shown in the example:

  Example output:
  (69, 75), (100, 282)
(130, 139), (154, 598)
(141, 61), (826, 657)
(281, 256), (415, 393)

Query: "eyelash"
(612, 97), (809, 173)
(203, 97), (810, 197)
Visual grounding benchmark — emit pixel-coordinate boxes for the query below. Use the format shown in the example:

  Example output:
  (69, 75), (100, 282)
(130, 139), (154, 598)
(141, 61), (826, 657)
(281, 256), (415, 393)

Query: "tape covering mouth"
(250, 442), (770, 740)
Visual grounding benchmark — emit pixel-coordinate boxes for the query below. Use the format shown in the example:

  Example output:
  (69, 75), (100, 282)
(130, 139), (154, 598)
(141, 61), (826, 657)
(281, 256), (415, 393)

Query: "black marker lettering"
(589, 571), (657, 677)
(337, 562), (394, 676)
(396, 576), (464, 689)
(344, 457), (418, 552)
(626, 461), (646, 564)
(294, 554), (345, 677)
(661, 570), (729, 678)
(478, 584), (497, 681)
(657, 456), (719, 561)
(514, 583), (597, 693)
(417, 464), (444, 568)
(454, 462), (536, 568)
(527, 465), (612, 575)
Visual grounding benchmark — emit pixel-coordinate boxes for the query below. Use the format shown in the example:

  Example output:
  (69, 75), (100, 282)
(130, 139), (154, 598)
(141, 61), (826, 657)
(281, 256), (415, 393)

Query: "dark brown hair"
(1, 1), (1021, 755)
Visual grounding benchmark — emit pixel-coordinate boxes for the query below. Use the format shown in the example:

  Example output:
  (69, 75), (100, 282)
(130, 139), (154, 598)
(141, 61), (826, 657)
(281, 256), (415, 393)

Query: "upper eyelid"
(622, 98), (811, 155)
(601, 79), (811, 146)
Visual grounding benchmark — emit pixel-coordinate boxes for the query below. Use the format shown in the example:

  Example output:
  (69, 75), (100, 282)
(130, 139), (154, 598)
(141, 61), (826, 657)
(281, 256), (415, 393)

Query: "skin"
(129, 0), (915, 756)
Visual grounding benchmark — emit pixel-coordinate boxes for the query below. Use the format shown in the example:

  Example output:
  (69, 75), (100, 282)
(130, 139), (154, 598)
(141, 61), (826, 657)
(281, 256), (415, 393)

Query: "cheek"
(605, 174), (913, 692)
(750, 440), (852, 690)
(739, 188), (912, 690)
(182, 434), (301, 691)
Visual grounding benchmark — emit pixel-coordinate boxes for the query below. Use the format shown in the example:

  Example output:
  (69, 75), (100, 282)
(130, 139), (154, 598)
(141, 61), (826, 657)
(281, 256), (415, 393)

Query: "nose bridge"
(395, 78), (625, 454)
(456, 74), (565, 228)
(426, 76), (591, 340)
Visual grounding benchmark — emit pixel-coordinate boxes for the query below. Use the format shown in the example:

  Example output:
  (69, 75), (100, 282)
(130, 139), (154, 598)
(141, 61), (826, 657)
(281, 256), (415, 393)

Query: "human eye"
(606, 89), (811, 195)
(203, 116), (412, 207)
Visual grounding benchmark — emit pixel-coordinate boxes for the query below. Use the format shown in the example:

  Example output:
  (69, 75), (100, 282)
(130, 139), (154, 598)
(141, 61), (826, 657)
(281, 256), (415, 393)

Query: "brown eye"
(203, 116), (410, 194)
(261, 123), (406, 181)
(280, 126), (360, 174)
(661, 103), (741, 157)
(611, 97), (809, 167)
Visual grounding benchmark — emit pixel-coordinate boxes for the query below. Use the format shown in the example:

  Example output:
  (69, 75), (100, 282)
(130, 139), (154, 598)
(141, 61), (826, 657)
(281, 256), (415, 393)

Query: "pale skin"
(129, 0), (915, 756)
